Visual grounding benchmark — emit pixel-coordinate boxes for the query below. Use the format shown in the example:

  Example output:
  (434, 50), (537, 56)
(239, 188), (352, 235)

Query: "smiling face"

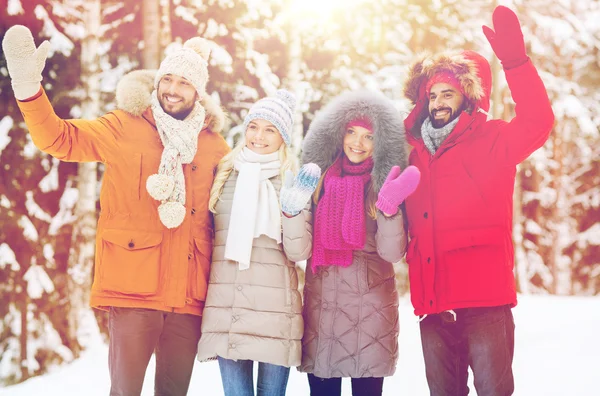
(428, 82), (466, 128)
(245, 119), (284, 154)
(157, 74), (199, 120)
(343, 125), (374, 164)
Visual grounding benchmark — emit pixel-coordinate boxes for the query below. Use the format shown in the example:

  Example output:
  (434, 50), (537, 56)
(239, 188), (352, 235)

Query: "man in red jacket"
(402, 6), (554, 395)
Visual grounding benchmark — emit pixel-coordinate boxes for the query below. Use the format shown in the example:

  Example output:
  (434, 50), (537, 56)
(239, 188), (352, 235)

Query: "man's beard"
(429, 102), (468, 128)
(159, 97), (195, 121)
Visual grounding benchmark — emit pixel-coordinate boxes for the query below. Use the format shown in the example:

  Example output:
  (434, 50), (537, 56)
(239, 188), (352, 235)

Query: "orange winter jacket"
(16, 70), (230, 316)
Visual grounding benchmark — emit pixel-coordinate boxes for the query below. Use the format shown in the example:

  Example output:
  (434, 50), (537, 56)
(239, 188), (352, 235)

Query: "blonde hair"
(312, 158), (377, 220)
(208, 137), (298, 213)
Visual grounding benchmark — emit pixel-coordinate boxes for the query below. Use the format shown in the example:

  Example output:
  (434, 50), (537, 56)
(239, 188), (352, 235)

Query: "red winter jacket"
(403, 51), (554, 316)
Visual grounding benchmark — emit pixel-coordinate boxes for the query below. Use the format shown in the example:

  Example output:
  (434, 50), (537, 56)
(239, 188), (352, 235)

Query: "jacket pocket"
(100, 229), (163, 295)
(366, 256), (395, 290)
(438, 227), (510, 304)
(188, 238), (212, 301)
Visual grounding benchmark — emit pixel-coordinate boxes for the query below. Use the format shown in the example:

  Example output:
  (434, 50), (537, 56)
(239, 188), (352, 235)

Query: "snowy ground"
(1, 294), (599, 396)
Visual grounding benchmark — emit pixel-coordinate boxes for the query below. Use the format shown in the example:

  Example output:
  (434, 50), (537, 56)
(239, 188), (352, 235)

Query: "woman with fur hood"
(299, 90), (421, 396)
(196, 90), (320, 396)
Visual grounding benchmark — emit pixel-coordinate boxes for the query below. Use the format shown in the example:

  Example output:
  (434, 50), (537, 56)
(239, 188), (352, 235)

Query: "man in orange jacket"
(2, 25), (230, 395)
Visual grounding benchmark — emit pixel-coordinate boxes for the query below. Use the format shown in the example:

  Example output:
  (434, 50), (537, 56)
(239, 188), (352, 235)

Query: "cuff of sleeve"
(21, 87), (43, 102)
(282, 209), (307, 238)
(502, 56), (529, 70)
(16, 87), (49, 109)
(13, 83), (43, 102)
(375, 196), (398, 216)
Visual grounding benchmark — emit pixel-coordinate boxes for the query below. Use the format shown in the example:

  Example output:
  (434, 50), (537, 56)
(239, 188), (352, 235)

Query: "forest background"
(0, 0), (598, 386)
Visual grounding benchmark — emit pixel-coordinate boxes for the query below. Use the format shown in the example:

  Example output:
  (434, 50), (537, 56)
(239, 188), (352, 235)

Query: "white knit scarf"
(224, 147), (282, 270)
(421, 116), (460, 155)
(146, 90), (206, 228)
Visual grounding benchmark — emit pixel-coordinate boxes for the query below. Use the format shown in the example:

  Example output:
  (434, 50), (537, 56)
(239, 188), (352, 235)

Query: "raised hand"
(2, 25), (51, 100)
(280, 163), (321, 217)
(482, 6), (528, 69)
(376, 165), (421, 216)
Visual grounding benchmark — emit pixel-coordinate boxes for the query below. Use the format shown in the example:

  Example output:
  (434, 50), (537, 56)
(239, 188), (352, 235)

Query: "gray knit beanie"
(243, 89), (296, 146)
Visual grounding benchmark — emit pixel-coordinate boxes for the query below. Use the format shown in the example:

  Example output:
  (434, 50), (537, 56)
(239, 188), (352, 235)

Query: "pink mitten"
(376, 166), (421, 215)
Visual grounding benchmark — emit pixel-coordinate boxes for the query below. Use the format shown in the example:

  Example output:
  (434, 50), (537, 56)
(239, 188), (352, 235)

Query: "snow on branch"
(25, 191), (53, 223)
(0, 116), (13, 157)
(39, 158), (60, 193)
(18, 215), (39, 242)
(0, 243), (20, 271)
(577, 223), (600, 249)
(24, 262), (55, 299)
(48, 182), (79, 236)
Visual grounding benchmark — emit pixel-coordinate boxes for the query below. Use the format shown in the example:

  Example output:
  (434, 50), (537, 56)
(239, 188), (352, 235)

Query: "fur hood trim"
(402, 50), (492, 139)
(403, 50), (489, 108)
(301, 90), (408, 193)
(115, 69), (225, 133)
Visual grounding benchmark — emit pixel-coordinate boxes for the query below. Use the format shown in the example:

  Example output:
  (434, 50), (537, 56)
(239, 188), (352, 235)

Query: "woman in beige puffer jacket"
(196, 90), (320, 396)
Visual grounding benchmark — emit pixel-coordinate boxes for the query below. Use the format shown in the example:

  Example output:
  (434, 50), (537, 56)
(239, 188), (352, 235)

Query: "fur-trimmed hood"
(403, 50), (492, 139)
(301, 90), (408, 193)
(115, 69), (225, 133)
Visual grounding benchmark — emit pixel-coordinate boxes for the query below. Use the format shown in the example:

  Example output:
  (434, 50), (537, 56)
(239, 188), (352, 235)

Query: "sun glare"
(288, 0), (365, 19)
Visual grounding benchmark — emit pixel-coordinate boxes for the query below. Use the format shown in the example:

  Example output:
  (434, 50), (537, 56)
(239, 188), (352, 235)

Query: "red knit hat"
(347, 118), (373, 132)
(425, 71), (464, 95)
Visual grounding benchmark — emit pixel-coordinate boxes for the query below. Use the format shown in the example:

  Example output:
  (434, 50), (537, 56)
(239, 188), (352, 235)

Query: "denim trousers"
(307, 373), (384, 396)
(108, 307), (202, 396)
(218, 357), (290, 396)
(419, 304), (515, 396)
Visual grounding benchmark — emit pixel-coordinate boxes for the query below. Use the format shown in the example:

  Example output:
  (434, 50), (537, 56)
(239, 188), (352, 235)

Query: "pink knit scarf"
(312, 155), (374, 271)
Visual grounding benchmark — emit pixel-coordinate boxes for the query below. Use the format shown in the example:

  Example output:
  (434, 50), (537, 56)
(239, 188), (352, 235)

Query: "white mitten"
(280, 163), (321, 216)
(2, 25), (50, 100)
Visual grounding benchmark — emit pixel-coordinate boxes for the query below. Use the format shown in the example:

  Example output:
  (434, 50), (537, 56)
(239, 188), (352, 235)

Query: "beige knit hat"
(154, 37), (211, 97)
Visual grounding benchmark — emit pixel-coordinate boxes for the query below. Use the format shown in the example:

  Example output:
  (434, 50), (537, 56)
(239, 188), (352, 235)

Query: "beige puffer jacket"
(197, 171), (312, 367)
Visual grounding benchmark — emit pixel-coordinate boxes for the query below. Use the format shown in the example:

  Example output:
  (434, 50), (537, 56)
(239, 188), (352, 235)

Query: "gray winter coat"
(299, 90), (409, 378)
(197, 171), (312, 367)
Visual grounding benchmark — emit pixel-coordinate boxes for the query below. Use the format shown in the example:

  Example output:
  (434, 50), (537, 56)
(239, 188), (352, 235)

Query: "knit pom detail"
(276, 89), (297, 112)
(184, 37), (211, 61)
(146, 174), (175, 201)
(158, 201), (186, 229)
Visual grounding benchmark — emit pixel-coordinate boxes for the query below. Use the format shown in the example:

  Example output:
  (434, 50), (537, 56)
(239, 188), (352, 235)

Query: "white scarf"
(224, 147), (282, 270)
(147, 90), (206, 228)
